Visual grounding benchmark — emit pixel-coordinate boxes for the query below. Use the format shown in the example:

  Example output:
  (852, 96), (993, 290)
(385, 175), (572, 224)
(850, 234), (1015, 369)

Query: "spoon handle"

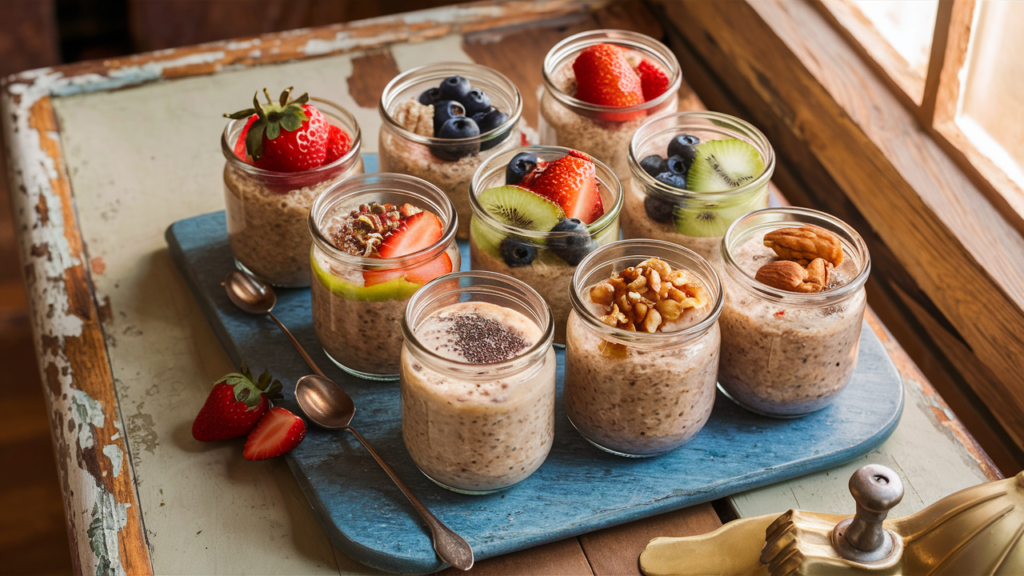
(267, 312), (327, 378)
(346, 427), (474, 571)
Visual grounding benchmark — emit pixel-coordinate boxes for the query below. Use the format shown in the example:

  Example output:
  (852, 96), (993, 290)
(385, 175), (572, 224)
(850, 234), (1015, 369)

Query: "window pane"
(850, 0), (938, 78)
(958, 0), (1024, 186)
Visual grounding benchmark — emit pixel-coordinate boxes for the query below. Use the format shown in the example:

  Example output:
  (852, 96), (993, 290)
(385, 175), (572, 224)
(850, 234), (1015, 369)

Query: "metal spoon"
(223, 271), (474, 571)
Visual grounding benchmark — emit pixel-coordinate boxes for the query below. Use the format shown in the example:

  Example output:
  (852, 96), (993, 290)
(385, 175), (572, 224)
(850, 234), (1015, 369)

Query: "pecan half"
(764, 226), (843, 267)
(755, 260), (830, 293)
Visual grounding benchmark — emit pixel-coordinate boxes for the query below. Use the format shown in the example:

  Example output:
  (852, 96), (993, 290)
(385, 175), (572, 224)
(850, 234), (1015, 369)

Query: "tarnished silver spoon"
(223, 271), (474, 571)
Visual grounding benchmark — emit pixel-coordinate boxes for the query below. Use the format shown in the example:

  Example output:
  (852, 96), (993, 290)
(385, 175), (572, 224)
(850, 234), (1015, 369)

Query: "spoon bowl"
(296, 374), (356, 429)
(225, 270), (277, 314)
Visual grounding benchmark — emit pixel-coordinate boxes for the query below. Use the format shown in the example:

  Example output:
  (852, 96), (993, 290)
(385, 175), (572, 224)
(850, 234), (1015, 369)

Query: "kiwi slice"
(311, 257), (421, 301)
(477, 185), (564, 230)
(686, 139), (765, 193)
(672, 189), (767, 237)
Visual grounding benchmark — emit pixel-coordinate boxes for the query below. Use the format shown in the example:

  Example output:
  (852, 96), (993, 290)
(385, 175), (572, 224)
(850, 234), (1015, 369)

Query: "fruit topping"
(655, 172), (687, 189)
(225, 87), (328, 173)
(324, 124), (352, 164)
(665, 156), (688, 175)
(671, 192), (763, 237)
(643, 195), (675, 223)
(477, 109), (511, 150)
(637, 60), (670, 101)
(243, 407), (307, 461)
(667, 134), (700, 167)
(506, 152), (539, 185)
(433, 100), (467, 134)
(572, 43), (645, 118)
(462, 88), (492, 115)
(530, 153), (605, 224)
(331, 202), (407, 257)
(439, 75), (472, 102)
(434, 117), (482, 161)
(589, 258), (709, 333)
(192, 363), (283, 442)
(418, 87), (441, 105)
(686, 139), (764, 192)
(499, 237), (536, 267)
(233, 114), (258, 162)
(639, 154), (667, 177)
(363, 210), (452, 286)
(548, 218), (596, 265)
(393, 99), (434, 137)
(478, 185), (564, 231)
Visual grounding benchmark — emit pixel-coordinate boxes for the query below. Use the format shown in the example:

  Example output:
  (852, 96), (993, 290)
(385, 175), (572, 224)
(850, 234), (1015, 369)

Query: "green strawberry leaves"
(224, 87), (312, 161)
(217, 362), (284, 409)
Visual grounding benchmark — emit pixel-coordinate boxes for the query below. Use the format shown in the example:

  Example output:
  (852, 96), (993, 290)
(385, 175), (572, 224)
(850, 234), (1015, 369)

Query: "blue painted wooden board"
(166, 203), (903, 574)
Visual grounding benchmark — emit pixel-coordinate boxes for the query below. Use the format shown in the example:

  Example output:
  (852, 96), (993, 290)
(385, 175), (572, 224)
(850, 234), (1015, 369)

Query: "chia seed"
(441, 313), (529, 364)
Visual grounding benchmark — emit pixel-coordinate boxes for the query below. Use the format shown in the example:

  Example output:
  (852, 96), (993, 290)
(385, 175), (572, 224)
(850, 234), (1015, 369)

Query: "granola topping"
(329, 202), (421, 257)
(588, 258), (708, 333)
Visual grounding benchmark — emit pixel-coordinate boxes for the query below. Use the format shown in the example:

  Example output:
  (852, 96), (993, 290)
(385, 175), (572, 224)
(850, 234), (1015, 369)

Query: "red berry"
(324, 124), (352, 164)
(192, 364), (283, 442)
(637, 60), (670, 101)
(529, 152), (604, 224)
(225, 89), (329, 173)
(243, 407), (306, 461)
(233, 115), (257, 163)
(572, 44), (644, 120)
(363, 211), (452, 287)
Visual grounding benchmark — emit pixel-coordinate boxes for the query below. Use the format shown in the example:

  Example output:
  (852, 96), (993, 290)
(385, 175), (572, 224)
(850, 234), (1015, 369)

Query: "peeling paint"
(71, 389), (105, 449)
(103, 444), (124, 478)
(86, 491), (130, 576)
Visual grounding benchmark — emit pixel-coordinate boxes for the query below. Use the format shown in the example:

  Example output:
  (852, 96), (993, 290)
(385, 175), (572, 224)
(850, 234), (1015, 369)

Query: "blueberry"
(500, 237), (535, 267)
(643, 195), (675, 223)
(432, 117), (481, 161)
(655, 171), (687, 189)
(666, 155), (688, 175)
(548, 218), (596, 266)
(640, 155), (667, 177)
(667, 134), (700, 167)
(418, 87), (441, 105)
(439, 76), (472, 102)
(476, 109), (511, 150)
(433, 100), (466, 134)
(461, 88), (491, 115)
(506, 152), (538, 185)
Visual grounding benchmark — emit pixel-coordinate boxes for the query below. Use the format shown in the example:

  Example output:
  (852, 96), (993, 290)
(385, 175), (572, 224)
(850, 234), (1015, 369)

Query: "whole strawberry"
(572, 43), (645, 120)
(225, 87), (328, 172)
(636, 60), (670, 101)
(324, 124), (352, 164)
(192, 364), (283, 442)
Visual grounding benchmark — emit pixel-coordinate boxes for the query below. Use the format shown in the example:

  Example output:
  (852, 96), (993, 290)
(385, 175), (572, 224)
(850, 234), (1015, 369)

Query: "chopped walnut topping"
(592, 258), (708, 333)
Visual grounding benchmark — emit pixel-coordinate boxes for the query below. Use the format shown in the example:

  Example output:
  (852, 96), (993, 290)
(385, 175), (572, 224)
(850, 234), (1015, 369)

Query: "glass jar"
(564, 240), (723, 457)
(379, 62), (523, 240)
(539, 29), (682, 183)
(468, 145), (623, 345)
(623, 111), (775, 268)
(308, 173), (460, 381)
(222, 98), (363, 287)
(400, 271), (557, 494)
(719, 207), (870, 417)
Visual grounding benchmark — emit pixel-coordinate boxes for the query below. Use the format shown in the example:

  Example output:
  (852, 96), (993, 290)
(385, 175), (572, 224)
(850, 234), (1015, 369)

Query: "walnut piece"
(588, 258), (708, 333)
(755, 259), (831, 293)
(764, 226), (844, 267)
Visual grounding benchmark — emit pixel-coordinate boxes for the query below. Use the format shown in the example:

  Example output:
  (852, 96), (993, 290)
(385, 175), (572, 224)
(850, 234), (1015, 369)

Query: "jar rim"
(401, 271), (555, 377)
(378, 62), (523, 147)
(308, 172), (458, 269)
(569, 239), (724, 346)
(542, 29), (682, 115)
(221, 97), (363, 178)
(628, 110), (776, 201)
(722, 207), (872, 306)
(469, 145), (624, 240)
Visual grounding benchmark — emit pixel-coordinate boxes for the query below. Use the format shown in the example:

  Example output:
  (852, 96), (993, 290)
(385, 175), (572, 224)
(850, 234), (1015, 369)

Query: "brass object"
(640, 465), (1024, 575)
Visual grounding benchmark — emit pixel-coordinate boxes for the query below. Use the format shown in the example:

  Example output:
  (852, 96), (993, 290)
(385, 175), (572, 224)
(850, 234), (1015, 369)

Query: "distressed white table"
(2, 1), (998, 574)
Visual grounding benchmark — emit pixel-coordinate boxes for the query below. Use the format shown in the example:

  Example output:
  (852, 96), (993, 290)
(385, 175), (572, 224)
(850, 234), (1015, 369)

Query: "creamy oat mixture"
(401, 302), (556, 492)
(563, 259), (719, 455)
(718, 234), (865, 416)
(539, 58), (677, 183)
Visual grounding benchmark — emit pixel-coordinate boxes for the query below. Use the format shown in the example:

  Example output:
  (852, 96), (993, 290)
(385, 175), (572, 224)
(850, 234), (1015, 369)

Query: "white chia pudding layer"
(223, 159), (362, 287)
(718, 236), (866, 416)
(564, 298), (719, 456)
(539, 60), (678, 183)
(620, 181), (724, 265)
(401, 302), (556, 492)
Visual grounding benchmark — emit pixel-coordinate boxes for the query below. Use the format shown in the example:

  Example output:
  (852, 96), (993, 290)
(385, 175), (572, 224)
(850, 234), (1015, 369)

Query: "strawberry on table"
(572, 43), (645, 120)
(192, 364), (283, 442)
(529, 152), (605, 224)
(243, 407), (307, 460)
(636, 60), (670, 101)
(324, 124), (352, 164)
(363, 211), (453, 286)
(225, 87), (328, 172)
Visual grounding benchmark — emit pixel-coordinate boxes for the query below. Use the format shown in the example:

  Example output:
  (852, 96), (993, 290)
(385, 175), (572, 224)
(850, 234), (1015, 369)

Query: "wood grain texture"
(655, 0), (1024, 458)
(437, 538), (593, 576)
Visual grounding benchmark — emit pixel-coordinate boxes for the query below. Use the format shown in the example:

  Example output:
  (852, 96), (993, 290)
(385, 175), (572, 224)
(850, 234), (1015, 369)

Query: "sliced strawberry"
(637, 60), (670, 101)
(519, 159), (550, 188)
(233, 115), (258, 163)
(530, 153), (605, 224)
(192, 364), (283, 442)
(364, 252), (453, 287)
(572, 43), (644, 120)
(243, 407), (306, 461)
(324, 124), (352, 164)
(363, 211), (449, 287)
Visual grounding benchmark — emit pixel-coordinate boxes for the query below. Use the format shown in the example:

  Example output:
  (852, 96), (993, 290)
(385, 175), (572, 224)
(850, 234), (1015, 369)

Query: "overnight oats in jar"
(719, 207), (870, 417)
(623, 111), (775, 267)
(223, 87), (363, 287)
(308, 173), (459, 381)
(564, 240), (723, 457)
(468, 146), (623, 344)
(539, 29), (681, 182)
(379, 63), (523, 239)
(400, 271), (557, 494)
